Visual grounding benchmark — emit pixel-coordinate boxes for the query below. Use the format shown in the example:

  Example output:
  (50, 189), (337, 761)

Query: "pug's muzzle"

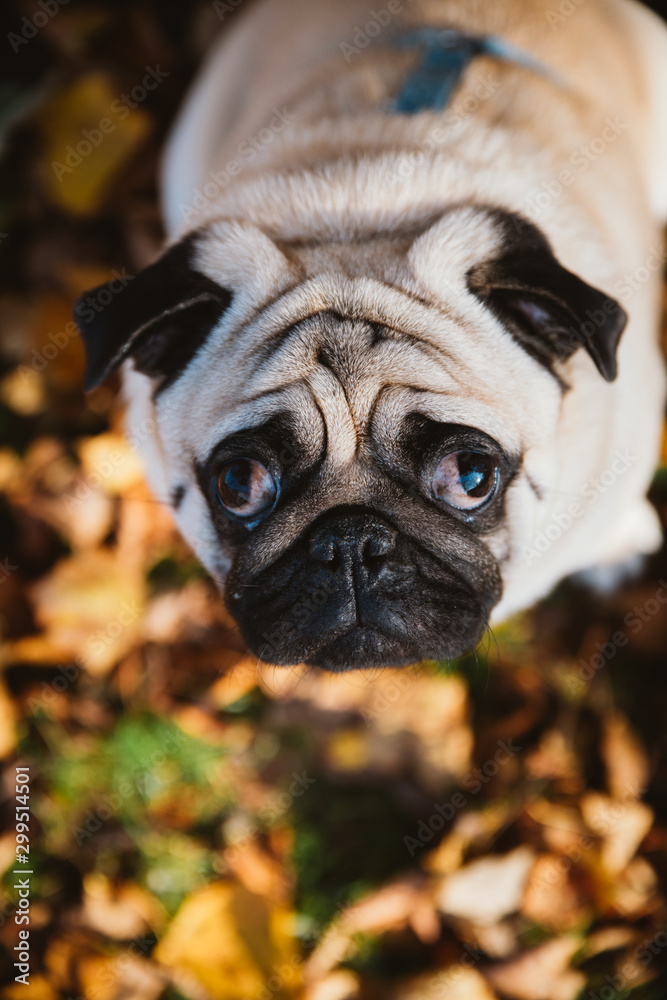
(226, 507), (495, 670)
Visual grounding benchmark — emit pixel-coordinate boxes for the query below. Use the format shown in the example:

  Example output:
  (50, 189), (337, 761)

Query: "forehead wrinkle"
(307, 365), (359, 464)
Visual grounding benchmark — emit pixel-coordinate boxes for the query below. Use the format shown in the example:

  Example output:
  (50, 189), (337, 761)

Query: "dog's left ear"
(468, 214), (627, 382)
(74, 233), (232, 391)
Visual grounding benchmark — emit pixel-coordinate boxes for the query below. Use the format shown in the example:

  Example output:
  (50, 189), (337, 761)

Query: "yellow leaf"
(209, 655), (261, 709)
(26, 295), (86, 390)
(0, 676), (18, 756)
(0, 448), (21, 491)
(1, 976), (58, 1000)
(31, 549), (145, 676)
(326, 730), (370, 772)
(154, 882), (301, 1000)
(0, 368), (46, 415)
(78, 432), (145, 496)
(39, 74), (151, 215)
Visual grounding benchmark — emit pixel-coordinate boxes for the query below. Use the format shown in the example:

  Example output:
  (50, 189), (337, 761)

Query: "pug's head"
(75, 207), (626, 671)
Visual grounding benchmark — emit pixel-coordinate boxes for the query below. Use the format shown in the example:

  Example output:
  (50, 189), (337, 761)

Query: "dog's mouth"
(225, 508), (497, 671)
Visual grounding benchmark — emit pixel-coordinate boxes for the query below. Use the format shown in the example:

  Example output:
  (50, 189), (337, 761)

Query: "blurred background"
(1, 2), (667, 998)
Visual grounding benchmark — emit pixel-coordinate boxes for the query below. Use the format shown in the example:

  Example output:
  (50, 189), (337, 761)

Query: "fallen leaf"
(580, 792), (653, 875)
(304, 970), (360, 1000)
(485, 936), (585, 1000)
(344, 877), (439, 942)
(0, 676), (18, 756)
(153, 882), (301, 1000)
(609, 857), (660, 917)
(208, 655), (261, 709)
(437, 847), (535, 926)
(1, 977), (58, 1000)
(0, 367), (46, 415)
(31, 549), (145, 676)
(39, 74), (151, 215)
(81, 872), (167, 939)
(78, 431), (145, 496)
(601, 713), (649, 801)
(522, 854), (589, 930)
(396, 967), (497, 1000)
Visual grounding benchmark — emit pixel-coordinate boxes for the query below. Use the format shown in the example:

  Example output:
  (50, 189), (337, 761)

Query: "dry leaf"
(437, 847), (535, 926)
(522, 854), (589, 930)
(304, 970), (360, 1000)
(31, 549), (145, 675)
(0, 676), (19, 756)
(601, 713), (649, 801)
(39, 74), (151, 215)
(485, 936), (585, 1000)
(0, 368), (46, 415)
(580, 792), (653, 875)
(1, 977), (58, 1000)
(82, 873), (167, 938)
(154, 882), (301, 1000)
(397, 967), (497, 1000)
(345, 877), (439, 942)
(78, 432), (145, 496)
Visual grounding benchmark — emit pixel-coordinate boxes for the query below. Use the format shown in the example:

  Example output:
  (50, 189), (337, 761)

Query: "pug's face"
(76, 206), (625, 670)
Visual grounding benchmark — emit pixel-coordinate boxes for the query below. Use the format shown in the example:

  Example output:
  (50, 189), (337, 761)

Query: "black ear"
(74, 234), (232, 392)
(467, 213), (627, 382)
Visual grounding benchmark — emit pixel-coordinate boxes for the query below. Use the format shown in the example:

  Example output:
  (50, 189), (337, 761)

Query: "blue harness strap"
(392, 29), (565, 115)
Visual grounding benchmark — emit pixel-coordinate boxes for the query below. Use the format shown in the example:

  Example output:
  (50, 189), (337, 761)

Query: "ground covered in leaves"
(1, 2), (667, 998)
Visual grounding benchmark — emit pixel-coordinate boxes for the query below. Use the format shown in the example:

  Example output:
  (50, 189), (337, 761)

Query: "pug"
(75, 0), (667, 671)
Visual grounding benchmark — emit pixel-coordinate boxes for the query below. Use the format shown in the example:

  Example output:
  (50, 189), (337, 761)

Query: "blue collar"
(391, 29), (566, 115)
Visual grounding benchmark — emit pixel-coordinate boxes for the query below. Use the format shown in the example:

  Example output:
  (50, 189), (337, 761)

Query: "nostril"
(364, 528), (397, 561)
(309, 532), (338, 564)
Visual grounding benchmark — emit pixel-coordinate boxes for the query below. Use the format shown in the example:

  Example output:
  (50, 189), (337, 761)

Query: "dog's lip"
(298, 614), (485, 670)
(302, 625), (422, 671)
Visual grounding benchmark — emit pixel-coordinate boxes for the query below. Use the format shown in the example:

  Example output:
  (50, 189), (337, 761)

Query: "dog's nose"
(308, 512), (397, 576)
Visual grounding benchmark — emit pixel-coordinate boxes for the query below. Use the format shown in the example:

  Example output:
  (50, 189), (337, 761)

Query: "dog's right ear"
(74, 234), (232, 392)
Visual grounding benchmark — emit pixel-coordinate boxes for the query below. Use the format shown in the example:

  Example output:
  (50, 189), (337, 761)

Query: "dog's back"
(162, 0), (667, 234)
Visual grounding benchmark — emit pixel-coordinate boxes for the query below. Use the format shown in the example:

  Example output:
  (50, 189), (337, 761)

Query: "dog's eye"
(214, 459), (277, 518)
(432, 451), (498, 510)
